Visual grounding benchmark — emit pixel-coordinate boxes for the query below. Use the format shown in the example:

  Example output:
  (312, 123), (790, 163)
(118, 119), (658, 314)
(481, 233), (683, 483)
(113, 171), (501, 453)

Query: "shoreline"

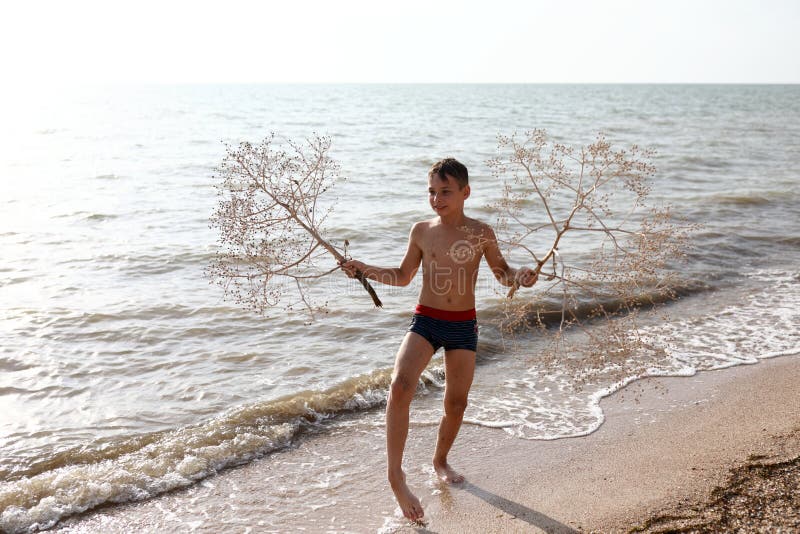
(55, 354), (800, 533)
(411, 354), (800, 533)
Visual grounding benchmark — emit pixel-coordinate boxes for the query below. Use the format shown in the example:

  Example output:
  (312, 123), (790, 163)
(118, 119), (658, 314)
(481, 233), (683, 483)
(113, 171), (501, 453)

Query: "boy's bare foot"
(389, 472), (424, 521)
(433, 460), (465, 484)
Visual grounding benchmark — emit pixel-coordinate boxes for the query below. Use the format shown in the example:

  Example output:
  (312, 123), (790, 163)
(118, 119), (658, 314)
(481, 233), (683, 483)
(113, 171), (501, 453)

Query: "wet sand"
(56, 354), (800, 533)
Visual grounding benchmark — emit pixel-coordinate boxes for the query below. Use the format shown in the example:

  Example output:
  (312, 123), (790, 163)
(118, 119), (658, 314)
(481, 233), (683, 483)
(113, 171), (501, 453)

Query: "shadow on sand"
(407, 481), (579, 533)
(463, 482), (579, 533)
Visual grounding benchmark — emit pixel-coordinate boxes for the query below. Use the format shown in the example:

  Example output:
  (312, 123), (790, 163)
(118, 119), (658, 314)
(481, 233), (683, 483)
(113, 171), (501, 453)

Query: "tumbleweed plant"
(206, 133), (381, 320)
(487, 129), (693, 390)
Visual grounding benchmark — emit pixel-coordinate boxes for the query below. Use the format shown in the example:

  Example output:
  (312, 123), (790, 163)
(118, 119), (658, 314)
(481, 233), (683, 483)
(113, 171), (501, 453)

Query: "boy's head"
(428, 158), (470, 216)
(428, 158), (469, 189)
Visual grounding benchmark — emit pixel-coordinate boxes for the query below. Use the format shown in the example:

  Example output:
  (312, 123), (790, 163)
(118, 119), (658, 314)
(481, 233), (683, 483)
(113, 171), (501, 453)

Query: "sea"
(1, 84), (798, 533)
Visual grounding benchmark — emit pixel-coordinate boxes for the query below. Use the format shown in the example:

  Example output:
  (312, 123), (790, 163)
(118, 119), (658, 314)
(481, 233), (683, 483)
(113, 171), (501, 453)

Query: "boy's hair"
(428, 158), (469, 189)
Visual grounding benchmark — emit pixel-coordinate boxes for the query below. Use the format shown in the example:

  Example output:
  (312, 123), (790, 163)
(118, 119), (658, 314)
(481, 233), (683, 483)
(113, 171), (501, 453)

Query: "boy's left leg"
(433, 348), (476, 483)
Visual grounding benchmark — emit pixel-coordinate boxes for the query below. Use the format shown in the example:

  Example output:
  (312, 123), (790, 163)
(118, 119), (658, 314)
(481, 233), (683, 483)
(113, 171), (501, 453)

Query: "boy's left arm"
(482, 227), (538, 288)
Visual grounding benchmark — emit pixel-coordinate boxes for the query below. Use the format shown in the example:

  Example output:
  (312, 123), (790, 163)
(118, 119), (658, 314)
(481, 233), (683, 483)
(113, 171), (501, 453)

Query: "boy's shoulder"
(410, 217), (437, 234)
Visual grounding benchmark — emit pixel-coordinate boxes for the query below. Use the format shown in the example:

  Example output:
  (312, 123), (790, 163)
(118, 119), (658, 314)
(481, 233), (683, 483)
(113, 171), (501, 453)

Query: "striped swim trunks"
(407, 304), (478, 353)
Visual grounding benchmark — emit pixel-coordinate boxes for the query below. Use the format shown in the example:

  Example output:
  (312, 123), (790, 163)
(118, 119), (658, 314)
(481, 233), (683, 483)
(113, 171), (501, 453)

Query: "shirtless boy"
(341, 158), (538, 522)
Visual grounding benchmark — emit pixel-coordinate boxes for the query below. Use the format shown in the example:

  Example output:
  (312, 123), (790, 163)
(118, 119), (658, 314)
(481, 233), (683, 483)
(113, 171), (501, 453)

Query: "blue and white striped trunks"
(407, 304), (478, 353)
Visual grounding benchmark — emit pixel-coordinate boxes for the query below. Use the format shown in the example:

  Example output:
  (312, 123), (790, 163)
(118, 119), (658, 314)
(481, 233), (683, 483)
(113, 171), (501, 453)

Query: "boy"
(340, 158), (537, 522)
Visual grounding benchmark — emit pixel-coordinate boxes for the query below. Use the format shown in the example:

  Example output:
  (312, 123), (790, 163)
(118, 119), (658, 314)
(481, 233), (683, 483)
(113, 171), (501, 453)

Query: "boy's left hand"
(515, 267), (538, 288)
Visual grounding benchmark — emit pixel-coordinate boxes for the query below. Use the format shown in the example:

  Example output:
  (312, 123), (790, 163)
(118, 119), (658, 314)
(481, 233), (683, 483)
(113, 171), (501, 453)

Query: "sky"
(2, 0), (798, 84)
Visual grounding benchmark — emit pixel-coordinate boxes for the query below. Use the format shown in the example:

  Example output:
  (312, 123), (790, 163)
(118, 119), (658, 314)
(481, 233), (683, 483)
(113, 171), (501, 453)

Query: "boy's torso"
(414, 216), (487, 311)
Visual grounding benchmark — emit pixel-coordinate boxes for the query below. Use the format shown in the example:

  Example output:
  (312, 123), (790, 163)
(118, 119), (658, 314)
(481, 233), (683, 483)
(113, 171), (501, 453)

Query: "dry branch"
(206, 133), (381, 319)
(488, 129), (694, 384)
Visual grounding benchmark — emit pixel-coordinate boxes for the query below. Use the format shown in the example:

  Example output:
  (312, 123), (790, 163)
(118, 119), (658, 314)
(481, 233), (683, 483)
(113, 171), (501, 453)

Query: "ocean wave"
(84, 213), (118, 222)
(479, 278), (709, 331)
(671, 154), (733, 170)
(0, 276), (34, 287)
(706, 187), (800, 209)
(0, 382), (368, 532)
(0, 421), (298, 533)
(0, 365), (431, 532)
(0, 358), (35, 372)
(0, 328), (517, 533)
(55, 249), (218, 276)
(711, 193), (773, 206)
(30, 303), (242, 335)
(467, 269), (800, 440)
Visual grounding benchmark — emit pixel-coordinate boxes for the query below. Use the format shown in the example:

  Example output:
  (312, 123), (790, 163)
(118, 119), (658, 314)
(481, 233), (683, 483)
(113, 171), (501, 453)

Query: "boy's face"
(428, 174), (470, 216)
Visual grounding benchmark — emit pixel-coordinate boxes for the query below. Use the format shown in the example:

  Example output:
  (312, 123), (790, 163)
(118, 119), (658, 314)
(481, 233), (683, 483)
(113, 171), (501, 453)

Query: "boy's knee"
(389, 373), (417, 403)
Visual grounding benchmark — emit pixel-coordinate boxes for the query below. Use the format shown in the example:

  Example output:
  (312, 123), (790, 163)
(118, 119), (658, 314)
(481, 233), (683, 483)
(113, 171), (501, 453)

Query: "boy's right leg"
(386, 331), (435, 522)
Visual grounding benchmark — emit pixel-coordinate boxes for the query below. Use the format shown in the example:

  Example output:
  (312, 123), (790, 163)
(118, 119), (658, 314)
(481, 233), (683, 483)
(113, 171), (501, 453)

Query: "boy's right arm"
(340, 223), (422, 287)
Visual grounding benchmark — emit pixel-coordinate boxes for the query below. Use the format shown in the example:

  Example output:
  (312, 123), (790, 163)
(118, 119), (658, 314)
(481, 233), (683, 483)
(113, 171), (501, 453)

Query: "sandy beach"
(53, 353), (800, 533)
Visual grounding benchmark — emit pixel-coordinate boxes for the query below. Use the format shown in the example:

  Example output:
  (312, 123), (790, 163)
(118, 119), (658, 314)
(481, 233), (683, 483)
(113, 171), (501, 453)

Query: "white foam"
(466, 269), (800, 440)
(0, 422), (298, 534)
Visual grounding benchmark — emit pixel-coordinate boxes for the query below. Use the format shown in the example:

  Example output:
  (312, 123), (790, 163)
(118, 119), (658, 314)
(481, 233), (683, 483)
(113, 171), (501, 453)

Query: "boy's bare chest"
(419, 228), (483, 267)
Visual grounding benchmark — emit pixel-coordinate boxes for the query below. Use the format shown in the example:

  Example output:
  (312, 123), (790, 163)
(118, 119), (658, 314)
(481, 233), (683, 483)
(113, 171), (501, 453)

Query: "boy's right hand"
(339, 259), (366, 278)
